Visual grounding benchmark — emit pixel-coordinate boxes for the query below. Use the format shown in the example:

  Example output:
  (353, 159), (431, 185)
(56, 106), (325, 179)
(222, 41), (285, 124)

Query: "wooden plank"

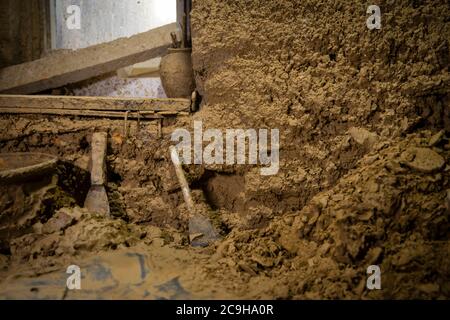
(0, 95), (191, 112)
(0, 23), (177, 94)
(0, 107), (183, 119)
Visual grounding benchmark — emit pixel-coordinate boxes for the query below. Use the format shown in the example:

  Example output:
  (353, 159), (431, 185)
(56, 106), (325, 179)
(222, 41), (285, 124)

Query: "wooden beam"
(0, 107), (192, 120)
(0, 95), (191, 112)
(0, 23), (177, 94)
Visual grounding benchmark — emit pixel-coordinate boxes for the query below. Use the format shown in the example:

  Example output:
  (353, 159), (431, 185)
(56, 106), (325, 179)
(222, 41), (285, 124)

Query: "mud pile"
(0, 116), (191, 229)
(0, 0), (449, 299)
(188, 0), (450, 298)
(204, 131), (450, 299)
(0, 117), (191, 274)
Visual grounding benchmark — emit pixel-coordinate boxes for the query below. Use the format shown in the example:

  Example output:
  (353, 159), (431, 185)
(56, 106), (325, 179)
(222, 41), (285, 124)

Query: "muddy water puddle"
(0, 244), (235, 300)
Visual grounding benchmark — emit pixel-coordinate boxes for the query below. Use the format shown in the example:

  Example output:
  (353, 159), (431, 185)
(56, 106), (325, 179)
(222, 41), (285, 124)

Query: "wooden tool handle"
(91, 132), (108, 186)
(170, 146), (194, 214)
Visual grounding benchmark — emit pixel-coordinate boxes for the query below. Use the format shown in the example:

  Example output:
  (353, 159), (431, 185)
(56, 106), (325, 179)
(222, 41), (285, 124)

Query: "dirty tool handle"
(170, 146), (195, 213)
(91, 132), (108, 185)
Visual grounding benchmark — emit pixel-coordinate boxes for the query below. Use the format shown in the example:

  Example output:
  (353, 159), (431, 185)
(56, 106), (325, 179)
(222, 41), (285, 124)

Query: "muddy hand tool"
(84, 132), (110, 216)
(170, 146), (220, 247)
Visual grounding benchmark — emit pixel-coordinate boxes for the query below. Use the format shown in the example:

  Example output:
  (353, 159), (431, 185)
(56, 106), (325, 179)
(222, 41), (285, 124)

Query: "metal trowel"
(84, 132), (110, 216)
(170, 146), (220, 247)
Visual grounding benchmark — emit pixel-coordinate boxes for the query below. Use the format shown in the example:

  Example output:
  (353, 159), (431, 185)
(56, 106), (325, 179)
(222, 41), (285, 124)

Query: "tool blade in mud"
(170, 146), (221, 247)
(189, 215), (221, 247)
(84, 185), (110, 216)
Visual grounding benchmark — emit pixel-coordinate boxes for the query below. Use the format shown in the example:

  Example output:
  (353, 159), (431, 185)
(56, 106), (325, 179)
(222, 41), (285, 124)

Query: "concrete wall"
(54, 0), (176, 49)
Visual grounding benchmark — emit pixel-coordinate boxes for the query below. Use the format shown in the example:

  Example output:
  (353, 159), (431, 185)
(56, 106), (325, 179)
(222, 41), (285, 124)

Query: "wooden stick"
(170, 146), (194, 214)
(0, 107), (192, 119)
(84, 132), (110, 216)
(124, 111), (130, 139)
(158, 119), (163, 139)
(90, 132), (108, 186)
(0, 94), (191, 112)
(136, 111), (141, 133)
(116, 57), (161, 78)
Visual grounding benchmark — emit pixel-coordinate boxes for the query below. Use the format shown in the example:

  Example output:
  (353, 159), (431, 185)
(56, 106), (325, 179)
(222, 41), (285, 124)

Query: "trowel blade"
(84, 185), (110, 216)
(189, 215), (221, 247)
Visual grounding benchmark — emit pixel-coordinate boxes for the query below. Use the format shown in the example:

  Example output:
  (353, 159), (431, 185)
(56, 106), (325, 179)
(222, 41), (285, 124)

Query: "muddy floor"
(0, 0), (449, 299)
